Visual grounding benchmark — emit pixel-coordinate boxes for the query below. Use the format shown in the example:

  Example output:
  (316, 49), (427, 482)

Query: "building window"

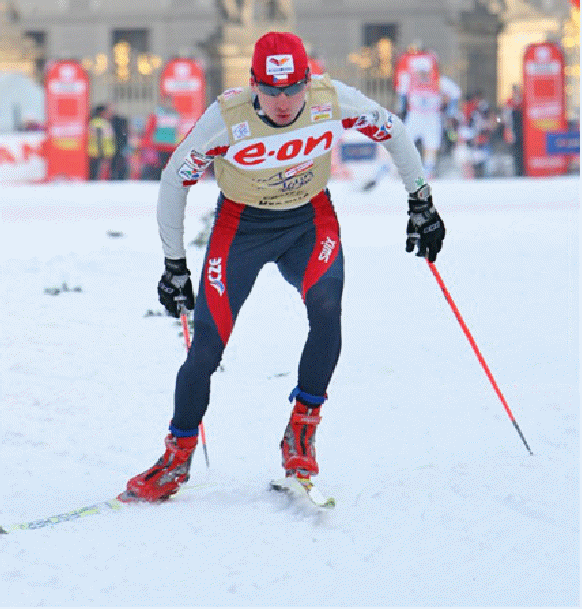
(363, 23), (398, 49)
(24, 30), (47, 81)
(111, 29), (150, 81)
(346, 23), (398, 105)
(350, 23), (398, 78)
(111, 29), (150, 55)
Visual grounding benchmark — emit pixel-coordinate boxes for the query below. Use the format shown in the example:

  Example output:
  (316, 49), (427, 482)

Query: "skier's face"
(253, 81), (309, 126)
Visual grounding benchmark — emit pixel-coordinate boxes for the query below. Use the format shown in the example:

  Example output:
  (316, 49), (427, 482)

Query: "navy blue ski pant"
(171, 189), (344, 435)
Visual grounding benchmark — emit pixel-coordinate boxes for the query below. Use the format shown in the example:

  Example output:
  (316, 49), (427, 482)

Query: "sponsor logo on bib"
(225, 122), (343, 170)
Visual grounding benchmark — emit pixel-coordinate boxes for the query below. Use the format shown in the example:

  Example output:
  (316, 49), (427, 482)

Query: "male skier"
(396, 50), (442, 179)
(120, 31), (445, 502)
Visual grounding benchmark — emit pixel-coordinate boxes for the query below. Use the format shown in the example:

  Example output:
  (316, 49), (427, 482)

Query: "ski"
(0, 499), (123, 534)
(1, 479), (334, 534)
(361, 163), (390, 192)
(0, 483), (216, 534)
(270, 477), (335, 509)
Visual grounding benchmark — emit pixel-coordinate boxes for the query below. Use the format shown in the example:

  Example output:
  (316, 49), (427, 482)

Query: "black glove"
(405, 185), (445, 263)
(157, 258), (195, 318)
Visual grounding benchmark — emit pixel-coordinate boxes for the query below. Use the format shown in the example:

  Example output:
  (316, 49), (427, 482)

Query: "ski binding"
(270, 477), (335, 509)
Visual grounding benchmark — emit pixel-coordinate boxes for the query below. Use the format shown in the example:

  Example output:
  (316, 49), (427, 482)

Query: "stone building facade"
(3, 0), (576, 120)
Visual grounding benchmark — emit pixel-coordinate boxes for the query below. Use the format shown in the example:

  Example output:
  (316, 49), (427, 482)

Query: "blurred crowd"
(396, 78), (527, 180)
(87, 95), (190, 181)
(84, 80), (538, 182)
(446, 85), (525, 179)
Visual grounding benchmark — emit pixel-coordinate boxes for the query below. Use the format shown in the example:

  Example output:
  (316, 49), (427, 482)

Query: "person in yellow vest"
(88, 104), (116, 180)
(120, 32), (445, 503)
(141, 95), (181, 180)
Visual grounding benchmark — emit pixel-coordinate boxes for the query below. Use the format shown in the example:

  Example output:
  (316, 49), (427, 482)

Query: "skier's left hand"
(406, 185), (445, 263)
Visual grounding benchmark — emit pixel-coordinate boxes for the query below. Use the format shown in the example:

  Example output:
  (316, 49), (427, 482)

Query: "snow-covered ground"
(1, 176), (579, 607)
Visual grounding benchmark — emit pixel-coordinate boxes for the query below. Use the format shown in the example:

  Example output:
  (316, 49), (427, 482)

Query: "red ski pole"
(180, 307), (210, 468)
(426, 260), (533, 455)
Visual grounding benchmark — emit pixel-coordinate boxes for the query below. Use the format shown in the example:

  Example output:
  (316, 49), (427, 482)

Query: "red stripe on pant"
(204, 199), (244, 345)
(301, 191), (340, 299)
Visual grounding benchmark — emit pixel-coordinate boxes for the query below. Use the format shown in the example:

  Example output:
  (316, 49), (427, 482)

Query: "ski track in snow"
(1, 177), (579, 607)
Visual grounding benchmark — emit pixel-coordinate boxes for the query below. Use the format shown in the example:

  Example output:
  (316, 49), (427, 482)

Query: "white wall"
(0, 72), (45, 132)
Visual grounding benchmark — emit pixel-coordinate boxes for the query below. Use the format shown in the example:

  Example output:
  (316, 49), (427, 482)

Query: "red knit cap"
(251, 31), (309, 86)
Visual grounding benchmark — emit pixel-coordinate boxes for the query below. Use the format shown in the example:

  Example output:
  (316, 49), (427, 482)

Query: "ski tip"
(0, 526), (8, 534)
(270, 478), (335, 509)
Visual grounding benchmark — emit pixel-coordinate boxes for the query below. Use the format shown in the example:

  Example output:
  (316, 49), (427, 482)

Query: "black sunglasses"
(256, 78), (308, 97)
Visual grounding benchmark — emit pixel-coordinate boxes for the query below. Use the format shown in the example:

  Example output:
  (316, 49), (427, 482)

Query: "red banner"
(160, 58), (206, 139)
(45, 60), (90, 181)
(522, 42), (567, 177)
(308, 58), (324, 76)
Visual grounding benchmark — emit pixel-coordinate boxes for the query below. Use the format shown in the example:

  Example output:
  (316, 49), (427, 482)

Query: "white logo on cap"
(266, 54), (295, 75)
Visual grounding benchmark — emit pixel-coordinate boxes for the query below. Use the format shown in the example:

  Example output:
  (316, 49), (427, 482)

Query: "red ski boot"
(280, 401), (322, 480)
(119, 434), (198, 502)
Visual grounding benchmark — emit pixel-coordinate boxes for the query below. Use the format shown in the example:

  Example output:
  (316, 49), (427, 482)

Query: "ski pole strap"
(288, 386), (327, 406)
(169, 423), (200, 438)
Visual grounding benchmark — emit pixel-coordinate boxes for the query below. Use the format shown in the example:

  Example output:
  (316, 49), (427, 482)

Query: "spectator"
(110, 107), (129, 180)
(140, 95), (181, 180)
(503, 84), (524, 177)
(468, 91), (495, 179)
(88, 104), (116, 180)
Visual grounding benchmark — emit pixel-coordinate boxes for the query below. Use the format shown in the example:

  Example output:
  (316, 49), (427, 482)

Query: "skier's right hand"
(157, 258), (195, 318)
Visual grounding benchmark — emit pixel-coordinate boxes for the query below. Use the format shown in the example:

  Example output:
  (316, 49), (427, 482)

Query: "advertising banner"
(45, 60), (90, 181)
(522, 42), (567, 177)
(546, 131), (580, 155)
(160, 58), (206, 139)
(0, 132), (46, 183)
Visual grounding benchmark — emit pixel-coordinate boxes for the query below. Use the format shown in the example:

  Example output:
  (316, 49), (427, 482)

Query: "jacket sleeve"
(96, 123), (104, 157)
(141, 114), (156, 149)
(333, 79), (427, 193)
(157, 101), (230, 259)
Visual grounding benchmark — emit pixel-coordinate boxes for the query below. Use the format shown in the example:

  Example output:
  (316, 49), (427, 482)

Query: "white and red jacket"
(158, 75), (426, 258)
